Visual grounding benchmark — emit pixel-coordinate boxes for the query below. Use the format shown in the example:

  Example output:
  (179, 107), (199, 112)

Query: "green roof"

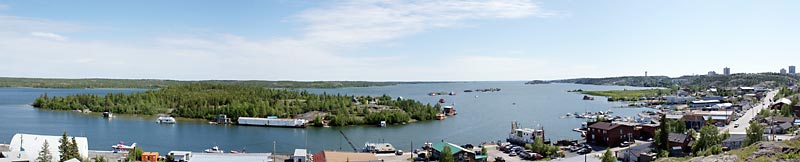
(475, 155), (488, 159)
(432, 142), (473, 155)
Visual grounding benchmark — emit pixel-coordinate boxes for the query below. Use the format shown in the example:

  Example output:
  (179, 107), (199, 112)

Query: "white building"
(508, 128), (544, 144)
(8, 134), (88, 162)
(293, 149), (307, 162)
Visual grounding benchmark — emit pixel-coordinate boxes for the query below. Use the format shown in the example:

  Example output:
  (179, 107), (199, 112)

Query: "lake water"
(0, 82), (653, 154)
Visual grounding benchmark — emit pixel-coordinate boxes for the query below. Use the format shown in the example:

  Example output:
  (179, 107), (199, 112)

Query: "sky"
(0, 0), (798, 81)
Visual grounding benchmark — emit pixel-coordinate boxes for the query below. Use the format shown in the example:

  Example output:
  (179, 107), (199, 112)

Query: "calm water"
(0, 82), (652, 154)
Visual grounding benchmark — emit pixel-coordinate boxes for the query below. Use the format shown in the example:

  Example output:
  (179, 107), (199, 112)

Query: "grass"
(580, 89), (672, 101)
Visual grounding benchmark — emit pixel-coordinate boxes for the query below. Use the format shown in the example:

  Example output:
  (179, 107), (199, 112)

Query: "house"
(141, 152), (158, 162)
(667, 133), (694, 153)
(586, 122), (634, 147)
(0, 144), (31, 162)
(313, 151), (379, 162)
(770, 98), (793, 110)
(431, 142), (477, 162)
(167, 151), (192, 162)
(191, 153), (273, 162)
(722, 134), (747, 150)
(767, 122), (794, 134)
(692, 111), (734, 125)
(293, 149), (307, 162)
(794, 103), (800, 117)
(619, 143), (655, 162)
(664, 96), (695, 104)
(8, 134), (89, 162)
(681, 115), (705, 130)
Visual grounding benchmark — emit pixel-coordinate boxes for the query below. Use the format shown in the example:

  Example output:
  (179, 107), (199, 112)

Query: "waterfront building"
(312, 151), (379, 162)
(191, 153), (273, 162)
(585, 122), (634, 147)
(431, 142), (478, 162)
(167, 151), (192, 162)
(723, 67), (731, 75)
(293, 149), (307, 162)
(141, 152), (158, 162)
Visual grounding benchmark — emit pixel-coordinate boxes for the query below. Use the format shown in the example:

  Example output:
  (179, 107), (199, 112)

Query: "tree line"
(32, 84), (441, 126)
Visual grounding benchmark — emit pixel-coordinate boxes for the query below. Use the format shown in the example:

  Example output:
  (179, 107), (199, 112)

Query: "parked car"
(577, 148), (591, 154)
(509, 152), (518, 156)
(620, 141), (632, 147)
(568, 146), (580, 152)
(495, 157), (506, 162)
(396, 150), (404, 155)
(734, 124), (740, 128)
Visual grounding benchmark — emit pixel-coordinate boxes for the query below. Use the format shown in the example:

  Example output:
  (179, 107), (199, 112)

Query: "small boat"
(205, 146), (224, 153)
(439, 98), (446, 103)
(582, 95), (594, 100)
(103, 112), (113, 118)
(428, 92), (438, 96)
(448, 91), (456, 96)
(157, 116), (177, 124)
(379, 121), (387, 127)
(436, 113), (446, 120)
(464, 90), (473, 92)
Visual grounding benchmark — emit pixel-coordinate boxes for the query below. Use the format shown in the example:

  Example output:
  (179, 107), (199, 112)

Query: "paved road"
(722, 90), (778, 134)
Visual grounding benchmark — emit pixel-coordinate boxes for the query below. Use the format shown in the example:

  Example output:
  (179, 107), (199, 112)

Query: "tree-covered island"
(31, 84), (442, 126)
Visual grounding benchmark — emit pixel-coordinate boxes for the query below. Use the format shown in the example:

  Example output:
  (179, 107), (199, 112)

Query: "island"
(31, 84), (442, 127)
(0, 77), (409, 89)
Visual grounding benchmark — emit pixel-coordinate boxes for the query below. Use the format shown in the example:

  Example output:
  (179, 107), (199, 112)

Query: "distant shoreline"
(0, 77), (461, 89)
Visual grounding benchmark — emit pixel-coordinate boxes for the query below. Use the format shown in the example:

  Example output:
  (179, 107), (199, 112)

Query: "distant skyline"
(1, 0), (799, 81)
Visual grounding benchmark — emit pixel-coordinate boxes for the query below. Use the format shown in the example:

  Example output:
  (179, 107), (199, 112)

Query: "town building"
(667, 133), (694, 154)
(722, 134), (747, 150)
(781, 68), (788, 74)
(431, 142), (478, 162)
(313, 151), (378, 162)
(681, 114), (705, 130)
(0, 144), (31, 162)
(707, 71), (717, 75)
(689, 100), (721, 108)
(619, 143), (655, 162)
(167, 151), (192, 162)
(791, 66), (797, 74)
(723, 67), (731, 75)
(586, 122), (634, 147)
(141, 152), (158, 162)
(293, 149), (307, 162)
(663, 96), (695, 104)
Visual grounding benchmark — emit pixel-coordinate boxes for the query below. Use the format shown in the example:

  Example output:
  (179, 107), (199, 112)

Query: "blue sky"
(0, 0), (798, 81)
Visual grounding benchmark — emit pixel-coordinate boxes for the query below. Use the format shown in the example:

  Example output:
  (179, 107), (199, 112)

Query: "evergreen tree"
(126, 147), (144, 161)
(37, 140), (53, 162)
(440, 146), (454, 162)
(691, 124), (724, 155)
(656, 114), (669, 151)
(58, 131), (72, 162)
(69, 137), (80, 159)
(601, 148), (615, 162)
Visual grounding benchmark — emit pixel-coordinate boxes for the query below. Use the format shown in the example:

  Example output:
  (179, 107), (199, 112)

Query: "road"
(722, 90), (778, 134)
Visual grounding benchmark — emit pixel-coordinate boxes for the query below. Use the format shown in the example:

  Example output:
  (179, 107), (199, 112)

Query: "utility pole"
(273, 141), (276, 162)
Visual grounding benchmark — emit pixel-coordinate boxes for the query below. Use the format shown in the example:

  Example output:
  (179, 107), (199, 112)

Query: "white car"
(734, 124), (740, 128)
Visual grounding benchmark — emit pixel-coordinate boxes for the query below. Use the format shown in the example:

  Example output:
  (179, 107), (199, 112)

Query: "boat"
(464, 90), (474, 92)
(379, 121), (387, 127)
(111, 141), (136, 152)
(448, 91), (456, 96)
(156, 116), (177, 124)
(205, 146), (224, 153)
(103, 112), (113, 118)
(436, 113), (446, 120)
(428, 92), (438, 96)
(582, 95), (594, 100)
(443, 105), (457, 116)
(363, 143), (396, 153)
(439, 98), (446, 103)
(237, 117), (308, 128)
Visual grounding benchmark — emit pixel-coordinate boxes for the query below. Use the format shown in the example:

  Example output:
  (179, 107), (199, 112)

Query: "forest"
(0, 77), (402, 89)
(31, 84), (441, 126)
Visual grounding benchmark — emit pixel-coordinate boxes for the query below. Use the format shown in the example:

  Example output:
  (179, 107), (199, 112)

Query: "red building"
(586, 122), (634, 147)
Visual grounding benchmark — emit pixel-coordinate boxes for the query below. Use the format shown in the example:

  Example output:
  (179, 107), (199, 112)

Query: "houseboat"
(443, 105), (457, 116)
(205, 146), (224, 153)
(436, 113), (446, 120)
(156, 116), (177, 124)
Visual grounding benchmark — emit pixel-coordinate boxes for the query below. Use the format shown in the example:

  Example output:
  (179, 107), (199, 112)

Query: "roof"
(588, 122), (622, 130)
(313, 151), (379, 162)
(65, 158), (81, 162)
(9, 133), (89, 162)
(665, 115), (684, 120)
(190, 153), (272, 162)
(691, 100), (721, 104)
(723, 134), (747, 143)
(768, 116), (795, 123)
(776, 98), (793, 105)
(626, 143), (653, 155)
(681, 115), (705, 122)
(668, 133), (690, 143)
(294, 149), (307, 157)
(432, 142), (473, 155)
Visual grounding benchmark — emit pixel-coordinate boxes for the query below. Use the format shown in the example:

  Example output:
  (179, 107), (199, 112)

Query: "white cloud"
(30, 32), (67, 41)
(0, 1), (547, 81)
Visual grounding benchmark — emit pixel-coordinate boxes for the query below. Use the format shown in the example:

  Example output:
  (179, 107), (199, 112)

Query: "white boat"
(205, 146), (224, 153)
(103, 112), (113, 118)
(157, 116), (177, 124)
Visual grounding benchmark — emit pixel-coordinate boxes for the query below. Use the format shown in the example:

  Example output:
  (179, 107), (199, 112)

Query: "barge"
(237, 117), (308, 128)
